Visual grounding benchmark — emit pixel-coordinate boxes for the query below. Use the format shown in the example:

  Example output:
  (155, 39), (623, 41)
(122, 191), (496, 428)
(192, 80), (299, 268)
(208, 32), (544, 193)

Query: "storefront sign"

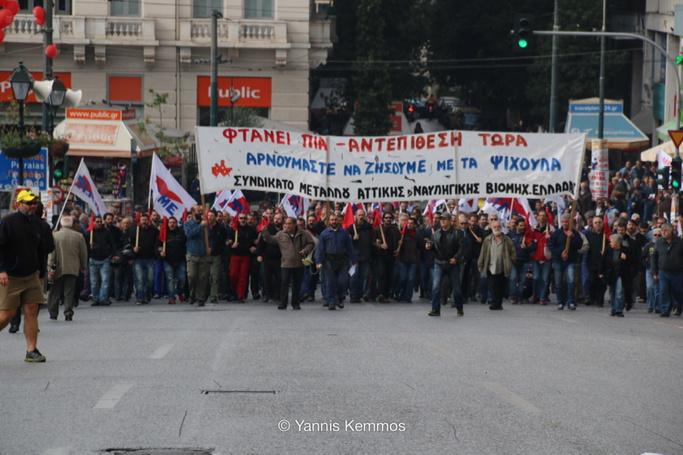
(62, 123), (120, 145)
(66, 108), (135, 121)
(196, 76), (272, 108)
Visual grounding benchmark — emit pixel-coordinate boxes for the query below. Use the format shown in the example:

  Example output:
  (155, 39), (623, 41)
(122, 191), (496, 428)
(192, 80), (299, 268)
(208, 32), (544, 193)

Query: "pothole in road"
(101, 449), (214, 455)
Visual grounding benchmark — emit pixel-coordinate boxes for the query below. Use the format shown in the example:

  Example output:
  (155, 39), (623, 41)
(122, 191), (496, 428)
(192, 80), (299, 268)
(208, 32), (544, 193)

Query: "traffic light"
(671, 156), (682, 191)
(676, 55), (683, 65)
(657, 165), (670, 190)
(516, 17), (532, 49)
(53, 160), (64, 181)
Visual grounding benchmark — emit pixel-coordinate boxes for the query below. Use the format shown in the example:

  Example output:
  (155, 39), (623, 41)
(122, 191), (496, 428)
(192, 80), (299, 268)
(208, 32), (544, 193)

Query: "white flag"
(70, 159), (106, 216)
(150, 153), (197, 219)
(212, 190), (233, 213)
(657, 149), (672, 169)
(458, 198), (478, 213)
(280, 194), (310, 218)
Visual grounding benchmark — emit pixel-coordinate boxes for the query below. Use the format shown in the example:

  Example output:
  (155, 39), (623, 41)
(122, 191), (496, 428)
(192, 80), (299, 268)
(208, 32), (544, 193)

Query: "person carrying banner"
(262, 216), (315, 310)
(88, 215), (115, 306)
(372, 212), (400, 303)
(184, 205), (211, 306)
(315, 213), (356, 311)
(477, 219), (516, 310)
(227, 212), (259, 303)
(133, 213), (159, 305)
(428, 213), (465, 317)
(347, 208), (373, 303)
(158, 217), (187, 305)
(0, 190), (54, 362)
(549, 214), (583, 310)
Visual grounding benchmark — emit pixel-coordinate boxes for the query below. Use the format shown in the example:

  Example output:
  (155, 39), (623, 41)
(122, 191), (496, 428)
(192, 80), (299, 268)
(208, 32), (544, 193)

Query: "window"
(108, 75), (144, 117)
(193, 0), (222, 18)
(55, 0), (72, 15)
(19, 0), (43, 11)
(20, 0), (70, 14)
(244, 0), (273, 19)
(110, 0), (140, 17)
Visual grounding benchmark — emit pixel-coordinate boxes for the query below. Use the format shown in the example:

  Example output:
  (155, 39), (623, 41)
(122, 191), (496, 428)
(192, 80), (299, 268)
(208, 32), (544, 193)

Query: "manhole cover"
(101, 449), (213, 455)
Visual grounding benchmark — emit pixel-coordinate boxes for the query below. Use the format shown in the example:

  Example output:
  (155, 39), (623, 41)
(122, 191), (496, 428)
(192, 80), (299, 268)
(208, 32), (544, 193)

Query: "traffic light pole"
(534, 29), (682, 157)
(549, 0), (559, 133)
(210, 10), (221, 127)
(598, 0), (606, 139)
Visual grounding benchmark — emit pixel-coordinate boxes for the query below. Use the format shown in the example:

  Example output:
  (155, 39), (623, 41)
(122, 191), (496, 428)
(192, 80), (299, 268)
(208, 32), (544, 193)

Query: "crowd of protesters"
(1, 159), (683, 361)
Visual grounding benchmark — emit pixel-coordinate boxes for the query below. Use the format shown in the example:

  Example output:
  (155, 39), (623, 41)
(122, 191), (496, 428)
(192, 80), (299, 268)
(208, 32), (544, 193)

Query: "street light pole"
(42, 0), (54, 133)
(598, 0), (607, 140)
(549, 0), (559, 132)
(10, 62), (34, 186)
(210, 10), (222, 127)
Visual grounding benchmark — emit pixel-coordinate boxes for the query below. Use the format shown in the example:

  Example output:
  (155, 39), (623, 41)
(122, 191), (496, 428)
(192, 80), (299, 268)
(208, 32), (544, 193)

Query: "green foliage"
(141, 89), (188, 160)
(218, 107), (263, 128)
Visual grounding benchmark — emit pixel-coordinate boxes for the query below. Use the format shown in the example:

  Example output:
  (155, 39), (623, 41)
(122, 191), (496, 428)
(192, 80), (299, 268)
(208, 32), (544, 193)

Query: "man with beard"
(227, 212), (259, 302)
(159, 217), (187, 305)
(184, 205), (210, 306)
(348, 209), (373, 303)
(373, 212), (400, 302)
(584, 216), (608, 306)
(315, 213), (356, 310)
(478, 220), (516, 310)
(258, 212), (283, 303)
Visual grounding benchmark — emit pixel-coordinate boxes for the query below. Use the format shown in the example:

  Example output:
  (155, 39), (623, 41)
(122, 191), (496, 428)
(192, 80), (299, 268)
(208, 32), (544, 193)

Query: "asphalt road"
(1, 297), (682, 455)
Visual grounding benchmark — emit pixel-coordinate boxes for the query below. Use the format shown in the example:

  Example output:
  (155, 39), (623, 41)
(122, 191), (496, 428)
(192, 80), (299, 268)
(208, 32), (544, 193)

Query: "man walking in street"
(428, 213), (465, 317)
(88, 215), (115, 306)
(315, 213), (357, 310)
(48, 216), (88, 321)
(348, 208), (373, 303)
(549, 214), (583, 310)
(263, 216), (315, 310)
(653, 223), (683, 317)
(159, 217), (187, 305)
(0, 190), (54, 362)
(184, 205), (211, 306)
(207, 210), (227, 303)
(478, 220), (516, 310)
(133, 213), (159, 305)
(227, 212), (259, 303)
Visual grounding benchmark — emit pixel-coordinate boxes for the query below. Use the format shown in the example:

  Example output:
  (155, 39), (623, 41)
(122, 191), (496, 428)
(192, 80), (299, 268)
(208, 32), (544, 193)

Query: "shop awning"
(655, 118), (683, 142)
(565, 97), (649, 150)
(640, 140), (679, 162)
(53, 107), (158, 159)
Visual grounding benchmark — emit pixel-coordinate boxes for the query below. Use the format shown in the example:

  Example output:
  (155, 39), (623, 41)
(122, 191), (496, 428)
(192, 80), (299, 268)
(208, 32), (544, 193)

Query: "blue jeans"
(646, 268), (660, 312)
(164, 261), (187, 298)
(610, 277), (624, 314)
(533, 261), (552, 301)
(322, 261), (349, 306)
(134, 259), (155, 302)
(349, 261), (370, 300)
(658, 270), (683, 315)
(508, 262), (526, 300)
(420, 260), (433, 298)
(552, 260), (576, 306)
(154, 259), (166, 297)
(431, 262), (462, 311)
(395, 261), (417, 301)
(300, 266), (314, 298)
(89, 258), (111, 302)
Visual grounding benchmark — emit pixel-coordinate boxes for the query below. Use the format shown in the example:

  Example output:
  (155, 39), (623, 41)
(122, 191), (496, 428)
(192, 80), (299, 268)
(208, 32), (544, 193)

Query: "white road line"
(149, 343), (174, 360)
(483, 381), (542, 415)
(94, 382), (134, 409)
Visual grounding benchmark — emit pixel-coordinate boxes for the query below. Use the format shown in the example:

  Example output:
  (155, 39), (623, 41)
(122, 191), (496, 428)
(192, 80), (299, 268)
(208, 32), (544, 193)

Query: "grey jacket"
(478, 234), (516, 277)
(263, 228), (315, 268)
(48, 228), (88, 278)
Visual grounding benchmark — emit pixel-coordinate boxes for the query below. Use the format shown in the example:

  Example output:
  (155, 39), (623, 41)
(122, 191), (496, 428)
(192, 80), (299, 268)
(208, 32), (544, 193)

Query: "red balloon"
(5, 0), (18, 15)
(0, 29), (5, 44)
(0, 10), (12, 27)
(45, 43), (58, 59)
(0, 0), (7, 9)
(33, 6), (45, 25)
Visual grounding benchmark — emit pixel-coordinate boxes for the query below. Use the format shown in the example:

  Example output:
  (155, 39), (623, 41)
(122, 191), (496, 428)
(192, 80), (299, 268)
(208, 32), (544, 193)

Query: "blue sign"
(566, 114), (647, 140)
(569, 103), (623, 114)
(0, 147), (49, 191)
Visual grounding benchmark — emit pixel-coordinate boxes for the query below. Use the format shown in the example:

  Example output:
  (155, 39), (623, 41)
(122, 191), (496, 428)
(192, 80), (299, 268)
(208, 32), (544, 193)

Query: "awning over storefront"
(53, 107), (158, 158)
(565, 98), (649, 150)
(640, 140), (679, 162)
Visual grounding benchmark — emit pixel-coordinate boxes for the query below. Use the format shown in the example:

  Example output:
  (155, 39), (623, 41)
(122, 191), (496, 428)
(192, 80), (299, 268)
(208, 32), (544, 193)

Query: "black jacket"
(135, 225), (159, 259)
(258, 224), (282, 260)
(0, 211), (51, 277)
(397, 228), (424, 264)
(374, 224), (401, 257)
(208, 222), (227, 257)
(585, 230), (607, 271)
(348, 221), (374, 262)
(432, 227), (465, 265)
(603, 246), (629, 286)
(652, 237), (683, 275)
(226, 224), (259, 257)
(158, 227), (186, 264)
(88, 228), (115, 260)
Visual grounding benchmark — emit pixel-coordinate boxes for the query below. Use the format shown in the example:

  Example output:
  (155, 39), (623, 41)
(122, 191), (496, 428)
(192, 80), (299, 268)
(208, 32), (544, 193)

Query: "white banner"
(196, 127), (585, 202)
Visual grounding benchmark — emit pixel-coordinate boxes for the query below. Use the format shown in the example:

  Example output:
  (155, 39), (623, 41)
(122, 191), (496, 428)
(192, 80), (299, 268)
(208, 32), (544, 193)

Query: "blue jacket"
(184, 218), (207, 257)
(315, 226), (357, 265)
(509, 231), (536, 264)
(549, 228), (582, 263)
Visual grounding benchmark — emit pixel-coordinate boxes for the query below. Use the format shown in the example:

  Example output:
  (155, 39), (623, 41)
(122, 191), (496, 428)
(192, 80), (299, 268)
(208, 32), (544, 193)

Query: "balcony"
(180, 19), (289, 49)
(2, 15), (158, 64)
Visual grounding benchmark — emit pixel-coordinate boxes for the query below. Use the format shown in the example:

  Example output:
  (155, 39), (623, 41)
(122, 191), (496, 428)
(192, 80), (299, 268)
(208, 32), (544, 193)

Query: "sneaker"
(428, 310), (440, 317)
(557, 304), (564, 310)
(457, 309), (464, 317)
(91, 300), (101, 307)
(674, 309), (681, 316)
(569, 304), (576, 311)
(328, 304), (336, 310)
(65, 315), (73, 321)
(177, 295), (186, 303)
(616, 313), (624, 317)
(136, 300), (145, 306)
(25, 349), (46, 363)
(8, 324), (19, 334)
(337, 303), (344, 309)
(292, 304), (301, 310)
(168, 298), (176, 305)
(277, 304), (287, 310)
(647, 308), (654, 313)
(540, 299), (548, 306)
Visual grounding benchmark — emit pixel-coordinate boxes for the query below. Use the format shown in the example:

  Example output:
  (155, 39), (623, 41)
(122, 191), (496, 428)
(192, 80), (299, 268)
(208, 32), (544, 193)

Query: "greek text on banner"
(195, 127), (586, 202)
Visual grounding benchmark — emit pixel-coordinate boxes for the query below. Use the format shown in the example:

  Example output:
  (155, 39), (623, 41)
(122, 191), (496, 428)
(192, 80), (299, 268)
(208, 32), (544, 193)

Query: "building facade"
(0, 0), (334, 133)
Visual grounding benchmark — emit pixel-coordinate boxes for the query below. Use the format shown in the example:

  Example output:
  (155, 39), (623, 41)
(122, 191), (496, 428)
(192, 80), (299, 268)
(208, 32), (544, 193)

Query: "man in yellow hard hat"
(0, 190), (54, 362)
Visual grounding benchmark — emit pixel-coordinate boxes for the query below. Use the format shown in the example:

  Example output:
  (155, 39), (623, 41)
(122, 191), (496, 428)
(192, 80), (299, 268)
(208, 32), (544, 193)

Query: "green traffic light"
(518, 39), (528, 48)
(54, 169), (63, 179)
(676, 55), (683, 65)
(674, 180), (681, 189)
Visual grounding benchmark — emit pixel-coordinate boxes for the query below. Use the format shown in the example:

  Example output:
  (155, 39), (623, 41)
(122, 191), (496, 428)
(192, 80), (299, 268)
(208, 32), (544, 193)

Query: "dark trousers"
(488, 272), (506, 308)
(249, 256), (261, 298)
(587, 269), (605, 305)
(373, 255), (394, 298)
(623, 267), (634, 308)
(263, 258), (281, 300)
(280, 267), (304, 308)
(48, 275), (77, 319)
(323, 261), (349, 307)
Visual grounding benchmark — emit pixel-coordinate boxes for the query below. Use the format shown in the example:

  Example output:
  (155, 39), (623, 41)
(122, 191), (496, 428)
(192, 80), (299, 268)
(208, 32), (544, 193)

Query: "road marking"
(149, 343), (174, 359)
(94, 382), (134, 409)
(483, 381), (541, 415)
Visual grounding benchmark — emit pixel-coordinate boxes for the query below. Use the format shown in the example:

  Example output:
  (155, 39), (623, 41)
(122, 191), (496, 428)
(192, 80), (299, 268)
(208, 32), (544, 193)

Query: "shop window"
(108, 75), (144, 118)
(244, 0), (273, 19)
(110, 0), (140, 17)
(193, 0), (222, 18)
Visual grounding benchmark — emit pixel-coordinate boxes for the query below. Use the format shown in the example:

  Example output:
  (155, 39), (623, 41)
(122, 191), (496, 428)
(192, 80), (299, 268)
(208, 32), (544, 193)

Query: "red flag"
(256, 214), (269, 233)
(545, 206), (555, 227)
(159, 217), (168, 242)
(342, 203), (355, 229)
(603, 213), (612, 237)
(85, 214), (96, 232)
(134, 211), (141, 226)
(181, 209), (189, 224)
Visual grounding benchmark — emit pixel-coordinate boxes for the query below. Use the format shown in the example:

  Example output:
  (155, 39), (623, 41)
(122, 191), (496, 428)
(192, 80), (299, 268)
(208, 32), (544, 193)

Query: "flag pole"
(52, 176), (76, 232)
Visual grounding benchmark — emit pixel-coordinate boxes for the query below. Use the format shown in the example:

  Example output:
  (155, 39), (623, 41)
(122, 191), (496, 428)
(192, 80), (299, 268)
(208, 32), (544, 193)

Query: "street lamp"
(45, 78), (65, 136)
(9, 61), (34, 185)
